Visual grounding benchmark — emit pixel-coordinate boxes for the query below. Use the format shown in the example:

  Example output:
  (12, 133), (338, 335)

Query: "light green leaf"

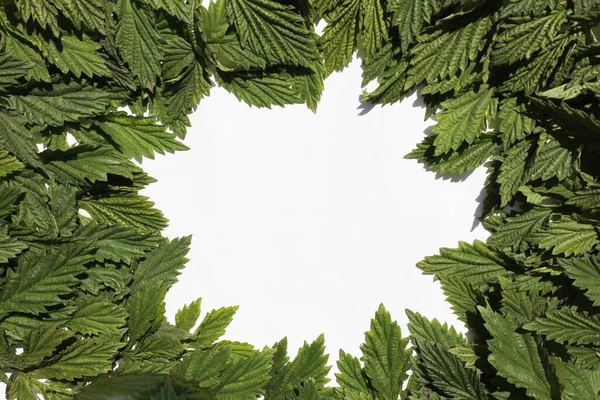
(127, 283), (167, 343)
(21, 324), (74, 367)
(335, 350), (370, 395)
(214, 349), (274, 399)
(0, 113), (44, 169)
(566, 188), (600, 212)
(480, 307), (556, 400)
(360, 0), (388, 60)
(3, 34), (50, 82)
(79, 193), (169, 233)
(524, 308), (600, 346)
(0, 234), (28, 263)
(0, 51), (34, 84)
(562, 364), (600, 400)
(54, 296), (127, 336)
(176, 298), (202, 332)
(44, 36), (112, 78)
(558, 256), (600, 306)
(497, 139), (533, 207)
(418, 240), (510, 284)
(76, 223), (161, 263)
(488, 208), (552, 251)
(406, 309), (465, 349)
(31, 339), (122, 380)
(185, 345), (231, 386)
(497, 98), (535, 150)
(389, 0), (434, 52)
(361, 304), (410, 400)
(195, 306), (239, 348)
(492, 9), (566, 65)
(432, 87), (496, 155)
(131, 236), (191, 293)
(529, 215), (597, 256)
(145, 0), (192, 23)
(116, 0), (162, 88)
(0, 245), (93, 317)
(529, 137), (573, 182)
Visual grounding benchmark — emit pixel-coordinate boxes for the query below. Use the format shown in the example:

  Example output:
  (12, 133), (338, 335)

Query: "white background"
(142, 58), (490, 368)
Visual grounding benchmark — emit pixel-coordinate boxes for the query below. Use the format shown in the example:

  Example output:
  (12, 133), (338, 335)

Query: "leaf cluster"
(3, 0), (600, 399)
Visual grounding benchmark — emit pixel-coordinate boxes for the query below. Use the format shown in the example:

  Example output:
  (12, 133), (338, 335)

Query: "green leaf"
(432, 87), (496, 155)
(9, 83), (111, 126)
(407, 16), (491, 86)
(0, 245), (93, 317)
(406, 309), (465, 349)
(359, 0), (388, 60)
(127, 283), (167, 343)
(214, 349), (274, 399)
(492, 9), (566, 66)
(558, 256), (600, 306)
(267, 335), (330, 398)
(44, 36), (112, 79)
(292, 63), (325, 113)
(217, 70), (302, 108)
(2, 34), (51, 82)
(361, 305), (410, 400)
(97, 114), (189, 162)
(389, 0), (434, 52)
(335, 350), (370, 395)
(500, 0), (557, 17)
(497, 139), (534, 207)
(53, 0), (107, 34)
(319, 0), (360, 76)
(175, 298), (202, 332)
(0, 112), (44, 169)
(0, 51), (34, 85)
(414, 340), (488, 400)
(54, 296), (127, 336)
(75, 374), (165, 400)
(529, 137), (573, 182)
(145, 0), (192, 23)
(76, 223), (161, 263)
(21, 324), (74, 367)
(31, 339), (122, 380)
(195, 306), (239, 348)
(529, 215), (598, 256)
(79, 193), (169, 233)
(131, 236), (191, 293)
(417, 240), (511, 284)
(480, 307), (556, 400)
(566, 188), (600, 212)
(43, 146), (135, 185)
(185, 345), (231, 386)
(116, 0), (162, 88)
(488, 208), (552, 251)
(499, 35), (571, 94)
(226, 0), (319, 67)
(497, 98), (535, 150)
(524, 308), (600, 346)
(431, 134), (497, 176)
(15, 0), (60, 37)
(562, 365), (600, 400)
(573, 0), (595, 15)
(0, 234), (28, 263)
